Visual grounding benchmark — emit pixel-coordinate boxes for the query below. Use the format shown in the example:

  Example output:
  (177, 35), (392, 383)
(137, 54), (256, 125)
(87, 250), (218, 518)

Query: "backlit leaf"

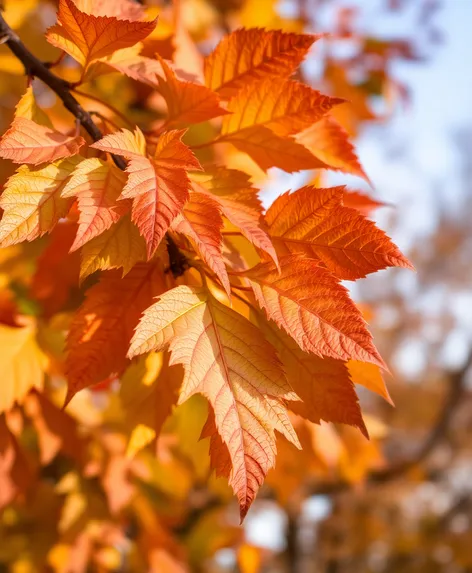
(128, 285), (300, 518)
(0, 157), (79, 248)
(221, 79), (343, 138)
(46, 0), (156, 71)
(172, 191), (230, 296)
(246, 256), (386, 367)
(0, 117), (84, 165)
(157, 54), (229, 126)
(204, 28), (320, 99)
(92, 128), (201, 257)
(61, 157), (128, 250)
(265, 186), (413, 280)
(65, 262), (166, 404)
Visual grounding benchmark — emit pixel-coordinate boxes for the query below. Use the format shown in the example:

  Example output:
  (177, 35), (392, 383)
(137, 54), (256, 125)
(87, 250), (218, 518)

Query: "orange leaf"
(156, 55), (229, 126)
(246, 256), (386, 367)
(74, 0), (146, 20)
(204, 28), (320, 99)
(79, 213), (147, 282)
(221, 126), (326, 173)
(297, 116), (370, 182)
(171, 191), (230, 296)
(65, 262), (166, 405)
(61, 158), (128, 250)
(46, 0), (156, 71)
(0, 117), (84, 165)
(196, 167), (277, 264)
(342, 189), (388, 216)
(265, 186), (413, 280)
(0, 158), (79, 248)
(262, 321), (368, 436)
(128, 285), (300, 519)
(92, 128), (201, 258)
(221, 79), (343, 138)
(348, 360), (394, 405)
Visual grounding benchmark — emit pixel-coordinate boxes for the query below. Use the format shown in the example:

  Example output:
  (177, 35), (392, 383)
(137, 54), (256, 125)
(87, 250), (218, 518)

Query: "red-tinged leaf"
(101, 48), (162, 88)
(30, 222), (80, 316)
(0, 117), (84, 166)
(246, 256), (386, 367)
(171, 191), (230, 296)
(46, 0), (157, 70)
(221, 125), (326, 173)
(79, 213), (147, 282)
(156, 54), (229, 126)
(265, 186), (413, 280)
(196, 167), (277, 264)
(92, 128), (201, 257)
(221, 79), (343, 138)
(297, 116), (370, 181)
(0, 158), (80, 248)
(342, 190), (388, 216)
(204, 28), (321, 99)
(261, 321), (368, 436)
(65, 262), (166, 405)
(128, 285), (300, 519)
(61, 158), (128, 250)
(74, 0), (146, 20)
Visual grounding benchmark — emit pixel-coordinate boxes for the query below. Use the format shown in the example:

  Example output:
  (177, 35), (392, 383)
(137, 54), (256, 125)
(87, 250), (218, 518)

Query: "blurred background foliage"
(1, 0), (472, 572)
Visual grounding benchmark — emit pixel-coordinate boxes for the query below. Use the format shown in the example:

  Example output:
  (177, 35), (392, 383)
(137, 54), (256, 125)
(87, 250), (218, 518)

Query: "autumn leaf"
(0, 117), (84, 165)
(195, 167), (277, 264)
(348, 360), (393, 405)
(297, 116), (370, 181)
(120, 353), (183, 458)
(0, 318), (47, 414)
(265, 186), (413, 280)
(74, 0), (146, 20)
(261, 320), (368, 436)
(204, 28), (320, 99)
(221, 79), (343, 138)
(171, 191), (230, 296)
(342, 189), (388, 215)
(220, 125), (326, 173)
(246, 256), (386, 367)
(14, 86), (53, 127)
(46, 0), (157, 72)
(0, 157), (80, 248)
(92, 128), (201, 257)
(128, 285), (300, 518)
(156, 54), (229, 126)
(65, 262), (166, 404)
(61, 157), (128, 250)
(79, 213), (147, 282)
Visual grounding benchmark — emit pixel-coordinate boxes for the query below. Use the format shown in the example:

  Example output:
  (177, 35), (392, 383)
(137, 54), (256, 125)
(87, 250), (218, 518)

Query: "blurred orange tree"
(0, 0), (448, 572)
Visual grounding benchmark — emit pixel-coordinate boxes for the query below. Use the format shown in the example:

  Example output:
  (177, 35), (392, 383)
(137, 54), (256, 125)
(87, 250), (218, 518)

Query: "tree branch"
(0, 10), (188, 275)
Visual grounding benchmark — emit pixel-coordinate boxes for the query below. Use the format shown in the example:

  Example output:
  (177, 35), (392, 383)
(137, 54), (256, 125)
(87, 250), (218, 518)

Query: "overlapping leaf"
(171, 191), (230, 296)
(246, 256), (386, 366)
(221, 79), (343, 138)
(46, 0), (156, 72)
(0, 158), (79, 248)
(204, 28), (320, 98)
(265, 186), (413, 280)
(65, 262), (166, 404)
(128, 285), (300, 518)
(61, 157), (128, 250)
(157, 55), (229, 126)
(92, 128), (201, 257)
(0, 118), (84, 165)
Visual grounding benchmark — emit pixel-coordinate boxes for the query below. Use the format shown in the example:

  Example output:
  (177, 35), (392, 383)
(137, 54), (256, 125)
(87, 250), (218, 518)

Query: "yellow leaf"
(0, 318), (47, 413)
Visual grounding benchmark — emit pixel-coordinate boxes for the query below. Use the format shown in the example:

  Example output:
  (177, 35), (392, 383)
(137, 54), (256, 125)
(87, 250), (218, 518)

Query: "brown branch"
(0, 11), (126, 170)
(0, 11), (187, 275)
(308, 352), (472, 496)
